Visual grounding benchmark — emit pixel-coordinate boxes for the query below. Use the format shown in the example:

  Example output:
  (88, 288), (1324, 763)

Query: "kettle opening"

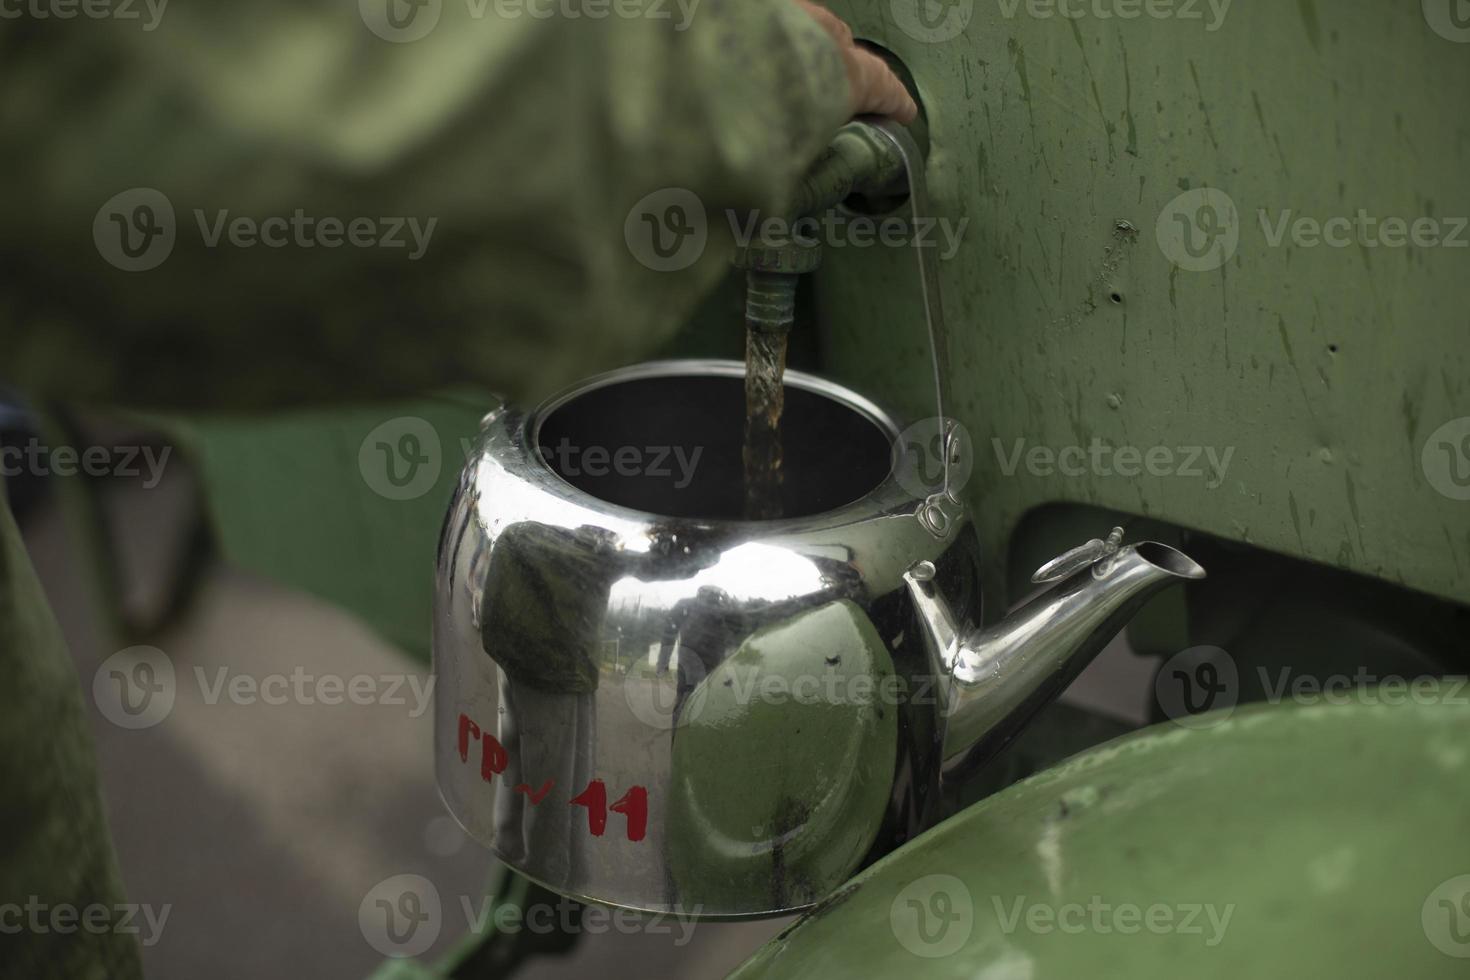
(530, 361), (898, 523)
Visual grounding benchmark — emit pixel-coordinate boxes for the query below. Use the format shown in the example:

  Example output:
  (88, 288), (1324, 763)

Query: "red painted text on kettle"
(457, 712), (648, 842)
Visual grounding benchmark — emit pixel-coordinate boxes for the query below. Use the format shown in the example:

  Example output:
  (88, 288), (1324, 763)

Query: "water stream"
(742, 328), (787, 520)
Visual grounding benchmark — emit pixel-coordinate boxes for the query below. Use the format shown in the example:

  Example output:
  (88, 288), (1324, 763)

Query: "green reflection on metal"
(668, 600), (898, 911)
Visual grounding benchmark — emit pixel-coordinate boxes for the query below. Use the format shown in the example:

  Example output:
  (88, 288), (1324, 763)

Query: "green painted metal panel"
(816, 0), (1470, 611)
(188, 395), (489, 661)
(732, 695), (1470, 978)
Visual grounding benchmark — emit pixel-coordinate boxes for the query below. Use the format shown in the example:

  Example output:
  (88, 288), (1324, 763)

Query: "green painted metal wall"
(190, 395), (487, 660)
(817, 0), (1470, 612)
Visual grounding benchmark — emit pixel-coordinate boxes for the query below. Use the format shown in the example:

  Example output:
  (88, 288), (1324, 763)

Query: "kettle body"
(433, 357), (1204, 917)
(434, 358), (978, 917)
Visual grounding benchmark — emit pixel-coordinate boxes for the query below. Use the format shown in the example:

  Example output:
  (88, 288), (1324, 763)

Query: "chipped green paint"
(733, 695), (1470, 978)
(821, 0), (1470, 612)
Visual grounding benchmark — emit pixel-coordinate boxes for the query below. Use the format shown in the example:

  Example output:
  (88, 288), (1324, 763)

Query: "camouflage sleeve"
(0, 498), (144, 979)
(0, 0), (850, 410)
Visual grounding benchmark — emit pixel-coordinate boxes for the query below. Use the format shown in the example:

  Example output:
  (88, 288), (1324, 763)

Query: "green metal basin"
(734, 693), (1470, 978)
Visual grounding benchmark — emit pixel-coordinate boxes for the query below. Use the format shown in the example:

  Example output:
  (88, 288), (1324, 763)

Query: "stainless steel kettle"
(432, 357), (1205, 917)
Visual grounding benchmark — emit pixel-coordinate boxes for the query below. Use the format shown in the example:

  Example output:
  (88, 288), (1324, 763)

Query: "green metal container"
(732, 695), (1470, 977)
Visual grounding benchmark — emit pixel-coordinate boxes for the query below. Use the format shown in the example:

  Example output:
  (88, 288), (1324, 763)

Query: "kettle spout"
(903, 528), (1205, 784)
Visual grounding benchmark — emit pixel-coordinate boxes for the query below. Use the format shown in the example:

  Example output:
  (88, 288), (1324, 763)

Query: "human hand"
(796, 2), (919, 124)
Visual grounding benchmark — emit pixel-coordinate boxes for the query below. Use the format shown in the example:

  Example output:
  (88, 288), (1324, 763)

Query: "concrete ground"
(19, 469), (790, 980)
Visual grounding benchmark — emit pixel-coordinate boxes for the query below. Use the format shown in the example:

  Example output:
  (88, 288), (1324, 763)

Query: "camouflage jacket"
(0, 2), (848, 975)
